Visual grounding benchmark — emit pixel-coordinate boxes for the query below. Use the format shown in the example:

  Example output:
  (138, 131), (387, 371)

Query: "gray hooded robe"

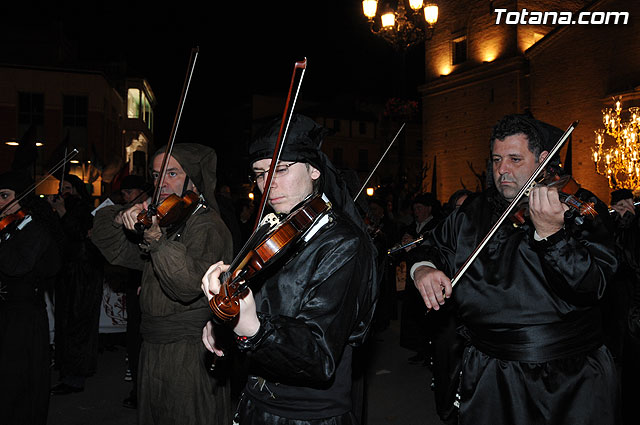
(92, 143), (233, 425)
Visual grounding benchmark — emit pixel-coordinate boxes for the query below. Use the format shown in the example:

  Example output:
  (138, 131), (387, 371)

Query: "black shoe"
(123, 395), (137, 409)
(51, 383), (83, 395)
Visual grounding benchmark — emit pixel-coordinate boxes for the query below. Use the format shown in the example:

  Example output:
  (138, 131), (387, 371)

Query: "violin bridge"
(260, 213), (280, 228)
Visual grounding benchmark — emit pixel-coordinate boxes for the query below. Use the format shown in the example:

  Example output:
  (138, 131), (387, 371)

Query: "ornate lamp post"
(592, 96), (640, 190)
(362, 0), (438, 50)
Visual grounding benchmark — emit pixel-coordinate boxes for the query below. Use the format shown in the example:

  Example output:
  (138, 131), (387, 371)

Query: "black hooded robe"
(417, 188), (619, 425)
(0, 216), (61, 424)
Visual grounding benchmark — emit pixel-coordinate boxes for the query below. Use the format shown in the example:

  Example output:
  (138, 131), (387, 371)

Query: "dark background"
(7, 1), (426, 149)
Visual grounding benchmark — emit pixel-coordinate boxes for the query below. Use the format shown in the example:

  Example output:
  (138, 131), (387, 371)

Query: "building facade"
(0, 63), (155, 198)
(419, 0), (636, 203)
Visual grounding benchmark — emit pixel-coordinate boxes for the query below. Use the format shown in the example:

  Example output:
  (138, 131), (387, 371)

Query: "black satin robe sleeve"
(530, 188), (618, 305)
(420, 189), (617, 307)
(245, 216), (377, 386)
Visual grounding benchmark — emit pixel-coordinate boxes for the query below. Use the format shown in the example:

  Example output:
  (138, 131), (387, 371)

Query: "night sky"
(17, 1), (426, 146)
(5, 1), (427, 186)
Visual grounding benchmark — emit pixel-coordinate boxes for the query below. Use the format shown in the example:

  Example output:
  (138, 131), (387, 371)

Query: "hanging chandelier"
(592, 96), (640, 190)
(362, 0), (438, 50)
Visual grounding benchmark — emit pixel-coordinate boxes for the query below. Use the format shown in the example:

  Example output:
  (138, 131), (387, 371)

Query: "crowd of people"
(1, 112), (639, 425)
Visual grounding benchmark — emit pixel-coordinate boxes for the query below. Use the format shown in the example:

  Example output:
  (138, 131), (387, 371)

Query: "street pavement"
(48, 318), (443, 425)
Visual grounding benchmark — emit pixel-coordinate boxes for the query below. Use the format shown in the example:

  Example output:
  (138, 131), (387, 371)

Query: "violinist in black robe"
(397, 193), (440, 363)
(0, 171), (61, 425)
(411, 114), (619, 425)
(49, 174), (103, 394)
(201, 115), (378, 424)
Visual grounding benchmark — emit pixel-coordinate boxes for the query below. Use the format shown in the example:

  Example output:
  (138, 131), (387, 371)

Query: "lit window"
(128, 88), (140, 119)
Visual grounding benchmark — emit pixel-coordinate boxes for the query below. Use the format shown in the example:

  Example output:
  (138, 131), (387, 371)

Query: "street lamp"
(362, 0), (438, 50)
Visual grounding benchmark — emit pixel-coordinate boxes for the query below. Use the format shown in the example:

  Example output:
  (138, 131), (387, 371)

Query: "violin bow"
(253, 58), (307, 230)
(59, 146), (67, 195)
(0, 148), (79, 216)
(353, 123), (405, 202)
(450, 120), (579, 288)
(136, 47), (199, 231)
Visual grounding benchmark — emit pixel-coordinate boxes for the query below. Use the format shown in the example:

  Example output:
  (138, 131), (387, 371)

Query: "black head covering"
(490, 113), (567, 179)
(412, 192), (439, 208)
(248, 114), (365, 232)
(249, 114), (330, 172)
(151, 143), (219, 212)
(0, 170), (32, 194)
(62, 174), (91, 200)
(611, 188), (634, 205)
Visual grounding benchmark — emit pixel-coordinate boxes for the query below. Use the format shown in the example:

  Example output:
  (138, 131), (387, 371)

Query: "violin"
(0, 209), (27, 241)
(209, 194), (331, 321)
(135, 47), (201, 233)
(208, 58), (309, 322)
(511, 172), (597, 226)
(135, 191), (200, 230)
(387, 234), (425, 255)
(0, 150), (79, 241)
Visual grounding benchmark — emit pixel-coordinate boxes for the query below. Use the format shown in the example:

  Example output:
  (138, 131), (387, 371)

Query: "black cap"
(248, 114), (332, 171)
(0, 170), (32, 194)
(611, 188), (633, 205)
(412, 192), (438, 208)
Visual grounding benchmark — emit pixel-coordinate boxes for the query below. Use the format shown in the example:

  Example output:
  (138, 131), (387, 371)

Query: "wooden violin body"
(209, 194), (331, 321)
(135, 191), (200, 231)
(0, 209), (27, 241)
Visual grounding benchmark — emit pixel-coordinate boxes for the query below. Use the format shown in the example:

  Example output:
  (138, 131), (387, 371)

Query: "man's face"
(152, 154), (195, 201)
(492, 133), (547, 201)
(60, 181), (75, 197)
(121, 188), (144, 204)
(413, 203), (432, 222)
(0, 188), (18, 218)
(251, 159), (320, 214)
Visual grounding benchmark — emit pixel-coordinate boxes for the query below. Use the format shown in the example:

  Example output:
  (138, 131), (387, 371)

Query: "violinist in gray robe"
(92, 144), (233, 425)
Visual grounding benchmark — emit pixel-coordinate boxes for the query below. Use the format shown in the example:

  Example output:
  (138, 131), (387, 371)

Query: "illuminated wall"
(418, 0), (626, 203)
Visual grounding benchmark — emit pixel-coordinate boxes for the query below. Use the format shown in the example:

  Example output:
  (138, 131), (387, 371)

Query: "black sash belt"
(462, 309), (604, 362)
(140, 308), (212, 344)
